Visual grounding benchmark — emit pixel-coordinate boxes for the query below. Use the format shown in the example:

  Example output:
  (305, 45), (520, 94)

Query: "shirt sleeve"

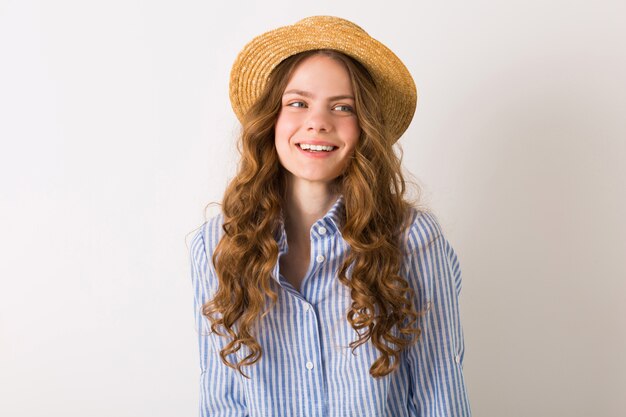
(403, 212), (471, 417)
(190, 225), (248, 417)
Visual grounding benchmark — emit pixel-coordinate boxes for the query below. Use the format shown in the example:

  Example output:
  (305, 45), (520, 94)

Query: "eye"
(286, 101), (307, 108)
(333, 104), (354, 113)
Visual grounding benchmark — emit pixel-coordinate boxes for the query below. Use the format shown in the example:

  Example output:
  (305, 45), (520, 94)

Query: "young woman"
(190, 16), (471, 417)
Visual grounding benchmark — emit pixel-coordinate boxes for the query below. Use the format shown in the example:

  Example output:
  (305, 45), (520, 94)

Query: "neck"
(282, 176), (338, 247)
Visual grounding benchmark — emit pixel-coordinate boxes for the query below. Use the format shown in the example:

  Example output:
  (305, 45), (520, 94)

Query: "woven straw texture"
(229, 16), (417, 142)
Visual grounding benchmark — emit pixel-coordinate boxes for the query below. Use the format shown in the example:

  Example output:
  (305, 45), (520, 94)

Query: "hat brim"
(229, 16), (417, 143)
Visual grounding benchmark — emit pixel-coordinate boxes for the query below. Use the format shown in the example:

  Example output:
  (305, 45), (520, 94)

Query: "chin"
(294, 174), (339, 184)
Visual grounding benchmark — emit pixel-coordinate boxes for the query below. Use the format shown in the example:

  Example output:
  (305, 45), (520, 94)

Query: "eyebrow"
(283, 89), (355, 101)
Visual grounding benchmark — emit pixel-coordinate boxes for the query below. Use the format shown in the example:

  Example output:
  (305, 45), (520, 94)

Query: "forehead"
(283, 54), (353, 95)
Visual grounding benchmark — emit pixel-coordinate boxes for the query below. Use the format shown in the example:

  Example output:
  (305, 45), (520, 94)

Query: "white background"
(1, 1), (624, 416)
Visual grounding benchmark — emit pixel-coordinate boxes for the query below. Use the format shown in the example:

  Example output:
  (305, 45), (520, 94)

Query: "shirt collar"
(318, 193), (345, 236)
(272, 194), (345, 282)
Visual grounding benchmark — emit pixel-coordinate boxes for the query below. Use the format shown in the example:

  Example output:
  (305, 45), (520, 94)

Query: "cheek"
(274, 135), (289, 164)
(275, 112), (299, 141)
(342, 119), (361, 149)
(274, 114), (293, 162)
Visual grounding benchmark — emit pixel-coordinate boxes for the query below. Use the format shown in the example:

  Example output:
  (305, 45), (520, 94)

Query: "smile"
(297, 143), (338, 152)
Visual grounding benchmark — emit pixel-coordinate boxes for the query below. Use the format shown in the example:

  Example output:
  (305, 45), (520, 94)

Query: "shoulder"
(402, 207), (444, 254)
(401, 206), (464, 296)
(190, 212), (225, 261)
(190, 213), (225, 301)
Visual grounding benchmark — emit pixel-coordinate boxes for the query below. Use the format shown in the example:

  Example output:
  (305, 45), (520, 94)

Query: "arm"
(190, 225), (248, 416)
(404, 212), (471, 417)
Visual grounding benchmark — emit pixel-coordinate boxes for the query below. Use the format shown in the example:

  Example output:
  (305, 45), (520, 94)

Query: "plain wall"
(1, 1), (624, 416)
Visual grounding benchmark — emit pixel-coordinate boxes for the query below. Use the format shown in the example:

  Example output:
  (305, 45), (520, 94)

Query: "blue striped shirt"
(190, 196), (471, 416)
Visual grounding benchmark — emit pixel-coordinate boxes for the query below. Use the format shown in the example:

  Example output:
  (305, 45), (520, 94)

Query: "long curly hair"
(204, 49), (422, 378)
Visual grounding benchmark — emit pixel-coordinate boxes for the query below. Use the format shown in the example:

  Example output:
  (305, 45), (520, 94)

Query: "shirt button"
(455, 355), (461, 364)
(315, 254), (325, 263)
(306, 361), (314, 370)
(317, 226), (327, 235)
(304, 304), (310, 312)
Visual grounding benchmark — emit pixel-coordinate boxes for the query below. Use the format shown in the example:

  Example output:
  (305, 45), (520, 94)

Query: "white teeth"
(298, 143), (335, 152)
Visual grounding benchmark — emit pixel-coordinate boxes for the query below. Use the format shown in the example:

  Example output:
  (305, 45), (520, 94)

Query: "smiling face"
(274, 54), (361, 188)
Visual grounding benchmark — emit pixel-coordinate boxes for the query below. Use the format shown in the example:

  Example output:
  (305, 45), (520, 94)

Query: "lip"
(295, 139), (338, 147)
(295, 141), (338, 159)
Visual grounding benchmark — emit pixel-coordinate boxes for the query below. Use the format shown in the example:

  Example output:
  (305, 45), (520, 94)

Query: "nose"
(305, 107), (331, 133)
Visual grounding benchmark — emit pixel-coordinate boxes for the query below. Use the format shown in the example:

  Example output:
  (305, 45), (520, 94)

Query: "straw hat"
(229, 16), (417, 143)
